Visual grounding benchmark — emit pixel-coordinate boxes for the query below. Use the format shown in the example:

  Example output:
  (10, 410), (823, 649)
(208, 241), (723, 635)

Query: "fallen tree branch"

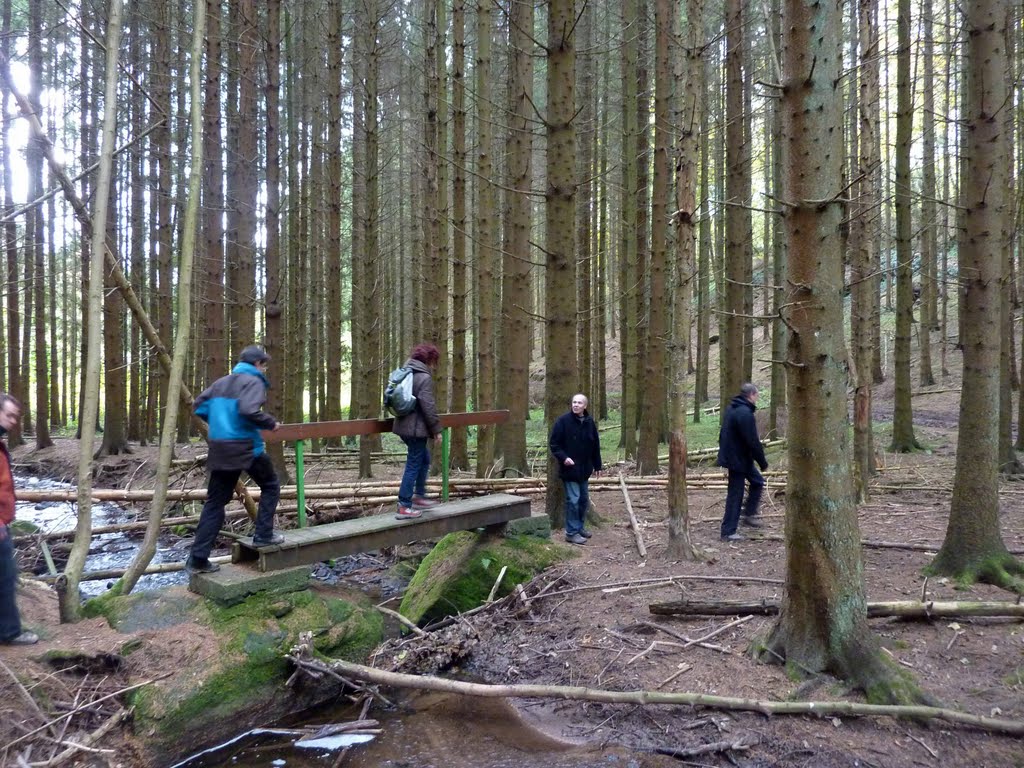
(654, 733), (758, 759)
(649, 599), (1024, 619)
(538, 574), (783, 600)
(289, 657), (1024, 736)
(619, 473), (647, 559)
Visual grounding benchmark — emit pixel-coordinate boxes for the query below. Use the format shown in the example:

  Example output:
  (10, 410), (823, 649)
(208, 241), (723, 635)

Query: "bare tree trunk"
(263, 0), (287, 479)
(722, 0), (747, 413)
(618, 0), (638, 458)
(65, 0), (125, 622)
(759, 0), (930, 704)
(667, 0), (702, 561)
(928, 0), (1024, 590)
(543, 0), (577, 524)
(890, 0), (920, 452)
(27, 0), (50, 449)
(450, 0), (468, 469)
(122, 0), (204, 594)
(638, 0), (668, 476)
(201, 0), (225, 388)
(474, 0), (497, 476)
(851, 0), (879, 500)
(918, 0), (936, 388)
(495, 0), (533, 476)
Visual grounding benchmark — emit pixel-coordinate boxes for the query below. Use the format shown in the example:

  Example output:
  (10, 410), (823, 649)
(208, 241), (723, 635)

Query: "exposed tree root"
(755, 625), (936, 708)
(927, 552), (1024, 596)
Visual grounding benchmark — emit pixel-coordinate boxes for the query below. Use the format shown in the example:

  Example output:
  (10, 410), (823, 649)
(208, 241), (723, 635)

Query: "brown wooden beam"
(263, 410), (509, 442)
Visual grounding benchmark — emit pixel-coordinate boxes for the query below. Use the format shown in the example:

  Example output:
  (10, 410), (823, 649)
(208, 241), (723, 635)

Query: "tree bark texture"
(764, 0), (925, 703)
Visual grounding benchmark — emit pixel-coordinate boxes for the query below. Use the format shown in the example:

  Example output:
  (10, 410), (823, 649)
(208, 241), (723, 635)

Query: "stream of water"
(172, 690), (658, 768)
(15, 475), (191, 598)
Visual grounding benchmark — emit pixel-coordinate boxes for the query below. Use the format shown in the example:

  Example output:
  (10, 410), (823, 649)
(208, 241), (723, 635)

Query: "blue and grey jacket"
(194, 362), (278, 471)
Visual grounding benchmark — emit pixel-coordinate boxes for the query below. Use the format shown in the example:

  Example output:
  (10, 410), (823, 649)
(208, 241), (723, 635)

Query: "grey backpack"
(383, 366), (417, 417)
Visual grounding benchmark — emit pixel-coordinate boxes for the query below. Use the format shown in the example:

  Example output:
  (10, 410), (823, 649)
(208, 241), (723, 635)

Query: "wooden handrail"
(263, 409), (509, 443)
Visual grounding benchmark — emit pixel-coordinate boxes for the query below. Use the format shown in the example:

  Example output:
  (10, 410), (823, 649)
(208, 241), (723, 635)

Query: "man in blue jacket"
(550, 393), (602, 545)
(187, 346), (283, 573)
(717, 382), (768, 542)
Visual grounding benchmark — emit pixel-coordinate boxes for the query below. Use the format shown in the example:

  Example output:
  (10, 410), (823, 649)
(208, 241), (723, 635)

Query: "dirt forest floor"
(4, 376), (1024, 767)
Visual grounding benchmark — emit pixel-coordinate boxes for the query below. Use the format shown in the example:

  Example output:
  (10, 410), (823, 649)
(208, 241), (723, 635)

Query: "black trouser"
(720, 464), (765, 537)
(191, 453), (280, 561)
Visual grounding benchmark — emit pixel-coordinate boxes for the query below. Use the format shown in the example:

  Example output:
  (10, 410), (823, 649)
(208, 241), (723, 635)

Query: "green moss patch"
(398, 531), (576, 625)
(124, 586), (383, 757)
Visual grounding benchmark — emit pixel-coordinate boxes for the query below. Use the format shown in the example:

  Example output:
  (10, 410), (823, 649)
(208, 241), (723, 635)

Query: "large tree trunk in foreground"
(927, 0), (1024, 592)
(758, 0), (929, 704)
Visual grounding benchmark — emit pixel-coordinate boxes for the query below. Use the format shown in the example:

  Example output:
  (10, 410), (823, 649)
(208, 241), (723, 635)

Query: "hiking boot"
(720, 533), (744, 542)
(395, 505), (423, 520)
(252, 532), (285, 547)
(411, 495), (440, 510)
(3, 630), (39, 645)
(579, 529), (593, 539)
(186, 558), (221, 574)
(740, 516), (762, 528)
(564, 533), (588, 545)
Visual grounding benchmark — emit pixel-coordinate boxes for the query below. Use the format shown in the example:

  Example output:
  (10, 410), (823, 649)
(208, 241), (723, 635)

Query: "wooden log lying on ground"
(286, 656), (1024, 736)
(650, 598), (1024, 620)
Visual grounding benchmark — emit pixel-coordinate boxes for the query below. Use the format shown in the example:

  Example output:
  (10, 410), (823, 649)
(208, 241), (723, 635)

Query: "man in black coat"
(550, 393), (603, 545)
(717, 382), (768, 541)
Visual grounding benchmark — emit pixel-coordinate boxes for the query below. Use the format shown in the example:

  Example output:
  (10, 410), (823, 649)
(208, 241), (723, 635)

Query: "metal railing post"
(295, 439), (307, 527)
(441, 428), (450, 501)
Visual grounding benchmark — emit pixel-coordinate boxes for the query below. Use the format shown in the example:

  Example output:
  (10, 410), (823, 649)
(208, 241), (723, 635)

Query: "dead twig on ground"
(653, 732), (758, 759)
(375, 605), (427, 637)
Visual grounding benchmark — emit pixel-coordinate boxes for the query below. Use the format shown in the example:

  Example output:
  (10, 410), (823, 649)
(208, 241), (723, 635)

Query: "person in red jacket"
(0, 394), (37, 645)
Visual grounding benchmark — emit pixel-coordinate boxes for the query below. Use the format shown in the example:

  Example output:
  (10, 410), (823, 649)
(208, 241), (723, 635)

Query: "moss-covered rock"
(398, 530), (576, 625)
(86, 585), (382, 764)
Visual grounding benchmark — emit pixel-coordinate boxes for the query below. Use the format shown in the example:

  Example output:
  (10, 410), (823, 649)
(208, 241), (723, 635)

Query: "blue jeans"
(399, 437), (430, 506)
(721, 465), (765, 537)
(0, 526), (22, 641)
(563, 480), (590, 537)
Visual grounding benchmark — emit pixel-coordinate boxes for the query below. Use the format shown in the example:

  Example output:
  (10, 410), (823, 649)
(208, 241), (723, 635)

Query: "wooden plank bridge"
(232, 493), (531, 572)
(189, 410), (534, 601)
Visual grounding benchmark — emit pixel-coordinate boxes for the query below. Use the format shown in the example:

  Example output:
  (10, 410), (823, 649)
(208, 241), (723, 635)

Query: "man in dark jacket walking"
(187, 346), (283, 573)
(717, 382), (768, 541)
(550, 393), (602, 545)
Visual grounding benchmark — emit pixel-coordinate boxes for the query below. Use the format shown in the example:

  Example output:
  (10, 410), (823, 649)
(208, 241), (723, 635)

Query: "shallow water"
(173, 691), (657, 768)
(15, 475), (191, 598)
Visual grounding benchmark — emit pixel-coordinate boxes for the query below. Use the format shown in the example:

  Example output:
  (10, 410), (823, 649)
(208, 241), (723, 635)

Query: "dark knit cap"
(239, 345), (270, 365)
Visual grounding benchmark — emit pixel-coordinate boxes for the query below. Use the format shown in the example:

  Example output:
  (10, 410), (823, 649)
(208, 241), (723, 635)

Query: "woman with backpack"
(392, 343), (442, 519)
